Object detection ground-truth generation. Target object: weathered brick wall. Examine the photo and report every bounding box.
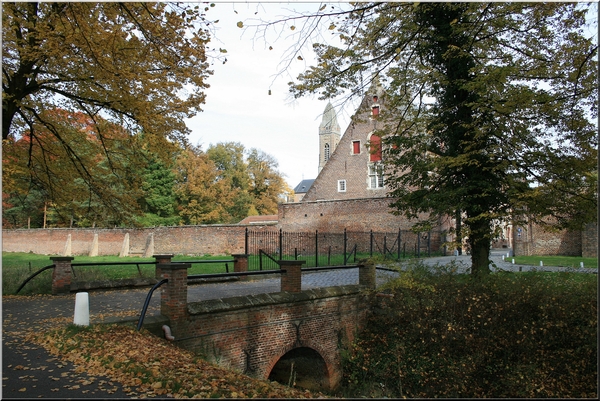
[279,198,445,253]
[582,222,598,257]
[171,287,369,390]
[1,225,274,256]
[513,221,583,256]
[281,197,417,232]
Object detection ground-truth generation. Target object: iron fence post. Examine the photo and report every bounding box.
[370,230,373,258]
[384,235,387,259]
[279,228,283,260]
[343,229,347,266]
[315,230,319,267]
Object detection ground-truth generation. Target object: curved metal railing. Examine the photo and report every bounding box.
[16,264,55,294]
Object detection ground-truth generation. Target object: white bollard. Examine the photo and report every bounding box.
[580,262,584,268]
[507,252,510,258]
[502,255,505,261]
[512,258,515,264]
[540,261,543,267]
[73,292,90,326]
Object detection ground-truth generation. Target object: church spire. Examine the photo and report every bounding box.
[319,102,340,133]
[318,102,341,173]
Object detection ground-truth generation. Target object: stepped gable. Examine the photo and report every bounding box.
[303,83,387,202]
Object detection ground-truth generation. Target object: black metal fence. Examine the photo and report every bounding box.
[245,228,433,271]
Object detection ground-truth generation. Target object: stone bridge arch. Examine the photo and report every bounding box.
[267,346,332,391]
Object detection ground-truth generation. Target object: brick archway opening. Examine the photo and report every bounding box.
[268,347,328,392]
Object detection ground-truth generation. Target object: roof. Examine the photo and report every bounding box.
[293,179,315,194]
[238,215,278,225]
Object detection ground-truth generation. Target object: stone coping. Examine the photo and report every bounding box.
[188,284,365,315]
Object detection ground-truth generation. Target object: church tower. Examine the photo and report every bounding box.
[318,102,341,173]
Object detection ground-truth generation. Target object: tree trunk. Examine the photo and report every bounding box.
[469,218,492,276]
[455,210,462,255]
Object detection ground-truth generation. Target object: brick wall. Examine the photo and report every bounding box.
[279,197,445,253]
[1,225,274,256]
[513,220,583,256]
[582,222,598,257]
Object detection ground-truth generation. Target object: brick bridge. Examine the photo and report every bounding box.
[49,255,377,390]
[152,257,376,391]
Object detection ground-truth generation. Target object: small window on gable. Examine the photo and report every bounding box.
[371,95,380,118]
[369,134,382,162]
[337,180,346,192]
[352,140,360,154]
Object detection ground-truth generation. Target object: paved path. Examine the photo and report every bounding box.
[3,250,595,398]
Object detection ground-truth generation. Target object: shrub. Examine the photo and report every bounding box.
[341,266,597,398]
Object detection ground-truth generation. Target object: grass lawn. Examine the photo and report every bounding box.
[2,252,235,295]
[512,255,597,268]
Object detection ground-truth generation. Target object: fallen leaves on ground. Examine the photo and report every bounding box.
[25,324,325,398]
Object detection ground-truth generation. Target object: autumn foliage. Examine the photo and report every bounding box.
[2,108,292,228]
[27,324,321,398]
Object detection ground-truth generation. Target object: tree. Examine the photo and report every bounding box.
[206,142,291,222]
[2,2,214,216]
[136,156,181,227]
[246,148,292,215]
[265,2,597,274]
[174,145,232,225]
[2,108,144,227]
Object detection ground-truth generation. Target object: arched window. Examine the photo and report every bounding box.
[324,143,330,161]
[369,135,382,162]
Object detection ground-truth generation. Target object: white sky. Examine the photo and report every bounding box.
[185,2,598,191]
[185,2,356,190]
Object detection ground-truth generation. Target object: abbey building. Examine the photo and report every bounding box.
[278,85,448,243]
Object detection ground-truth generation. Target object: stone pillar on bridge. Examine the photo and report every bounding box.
[50,256,74,295]
[232,254,248,281]
[159,263,191,322]
[359,260,377,289]
[278,260,306,293]
[153,254,174,281]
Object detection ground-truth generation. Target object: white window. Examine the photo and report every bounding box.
[368,163,384,189]
[337,180,346,192]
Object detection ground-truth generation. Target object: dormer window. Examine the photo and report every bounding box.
[371,95,380,118]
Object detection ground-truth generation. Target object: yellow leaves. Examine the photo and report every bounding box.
[236,21,243,28]
[26,324,323,398]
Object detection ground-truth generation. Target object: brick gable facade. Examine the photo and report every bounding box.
[303,89,388,202]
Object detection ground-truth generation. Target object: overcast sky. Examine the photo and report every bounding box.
[185,2,357,189]
[185,2,598,190]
